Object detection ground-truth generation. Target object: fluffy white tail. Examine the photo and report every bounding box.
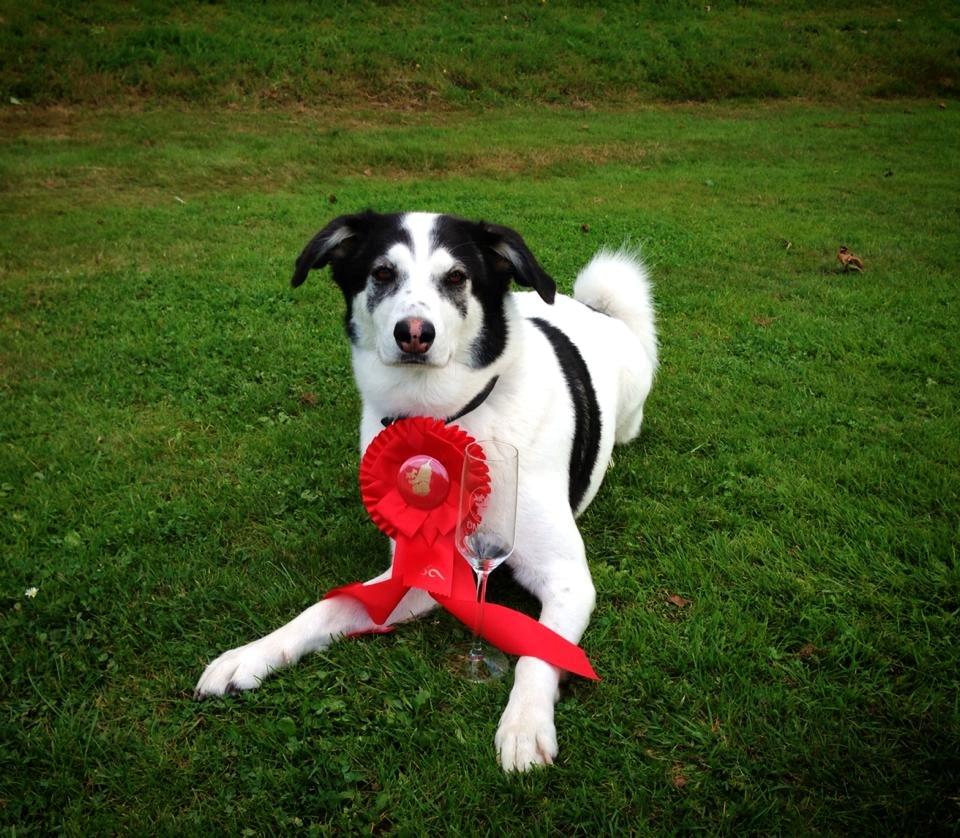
[573,248,658,371]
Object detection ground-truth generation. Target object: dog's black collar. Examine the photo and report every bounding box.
[380,375,500,428]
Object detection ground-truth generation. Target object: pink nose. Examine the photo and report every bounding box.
[394,318,435,354]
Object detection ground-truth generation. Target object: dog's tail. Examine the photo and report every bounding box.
[574,248,658,444]
[573,248,658,372]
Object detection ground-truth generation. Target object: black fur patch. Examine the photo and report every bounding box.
[432,215,512,368]
[292,212,412,342]
[529,317,602,512]
[365,265,402,315]
[437,276,469,318]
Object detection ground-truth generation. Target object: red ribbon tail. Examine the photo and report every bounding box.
[437,595,600,681]
[325,577,409,627]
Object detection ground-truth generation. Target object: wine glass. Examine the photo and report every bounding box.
[451,439,518,682]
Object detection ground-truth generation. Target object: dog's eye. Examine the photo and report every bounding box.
[372,266,396,284]
[445,269,467,286]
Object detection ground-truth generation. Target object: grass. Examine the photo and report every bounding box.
[1,98,958,833]
[2,0,960,830]
[2,1,959,107]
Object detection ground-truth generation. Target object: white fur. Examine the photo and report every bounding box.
[195,214,657,772]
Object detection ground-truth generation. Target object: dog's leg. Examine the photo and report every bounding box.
[494,510,596,772]
[194,567,437,698]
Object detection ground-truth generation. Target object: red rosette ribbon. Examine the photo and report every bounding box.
[359,417,486,599]
[325,417,598,680]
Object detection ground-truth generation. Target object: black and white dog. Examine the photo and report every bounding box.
[195,211,657,772]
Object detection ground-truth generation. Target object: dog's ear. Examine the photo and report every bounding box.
[475,221,556,304]
[291,212,375,287]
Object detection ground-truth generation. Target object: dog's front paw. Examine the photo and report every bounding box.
[193,639,285,699]
[495,699,558,772]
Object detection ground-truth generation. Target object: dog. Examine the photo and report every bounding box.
[195,211,658,772]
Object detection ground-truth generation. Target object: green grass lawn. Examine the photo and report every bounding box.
[3,0,958,106]
[1,97,957,833]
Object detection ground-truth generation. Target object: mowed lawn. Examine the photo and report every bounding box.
[1,101,958,832]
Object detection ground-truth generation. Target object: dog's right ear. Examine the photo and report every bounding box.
[291,212,373,287]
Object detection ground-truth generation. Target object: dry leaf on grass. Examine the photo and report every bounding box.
[671,764,689,789]
[837,246,864,272]
[796,643,824,659]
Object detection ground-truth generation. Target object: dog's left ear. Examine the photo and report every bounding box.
[475,222,556,304]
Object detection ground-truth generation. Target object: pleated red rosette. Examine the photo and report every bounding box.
[359,417,488,598]
[324,418,599,680]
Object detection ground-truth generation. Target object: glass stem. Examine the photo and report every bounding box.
[469,565,490,661]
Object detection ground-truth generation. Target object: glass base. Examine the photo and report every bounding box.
[450,642,510,683]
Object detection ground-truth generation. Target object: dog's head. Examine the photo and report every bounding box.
[291,211,555,369]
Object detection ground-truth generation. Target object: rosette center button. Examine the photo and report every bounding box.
[396,455,450,509]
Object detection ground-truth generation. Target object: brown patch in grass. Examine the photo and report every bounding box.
[342,142,653,181]
[2,104,658,205]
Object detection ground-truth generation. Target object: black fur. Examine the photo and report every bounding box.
[437,276,469,318]
[365,265,402,314]
[432,215,556,368]
[291,211,411,341]
[529,317,602,513]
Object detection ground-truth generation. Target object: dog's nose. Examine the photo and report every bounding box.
[394,318,435,355]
